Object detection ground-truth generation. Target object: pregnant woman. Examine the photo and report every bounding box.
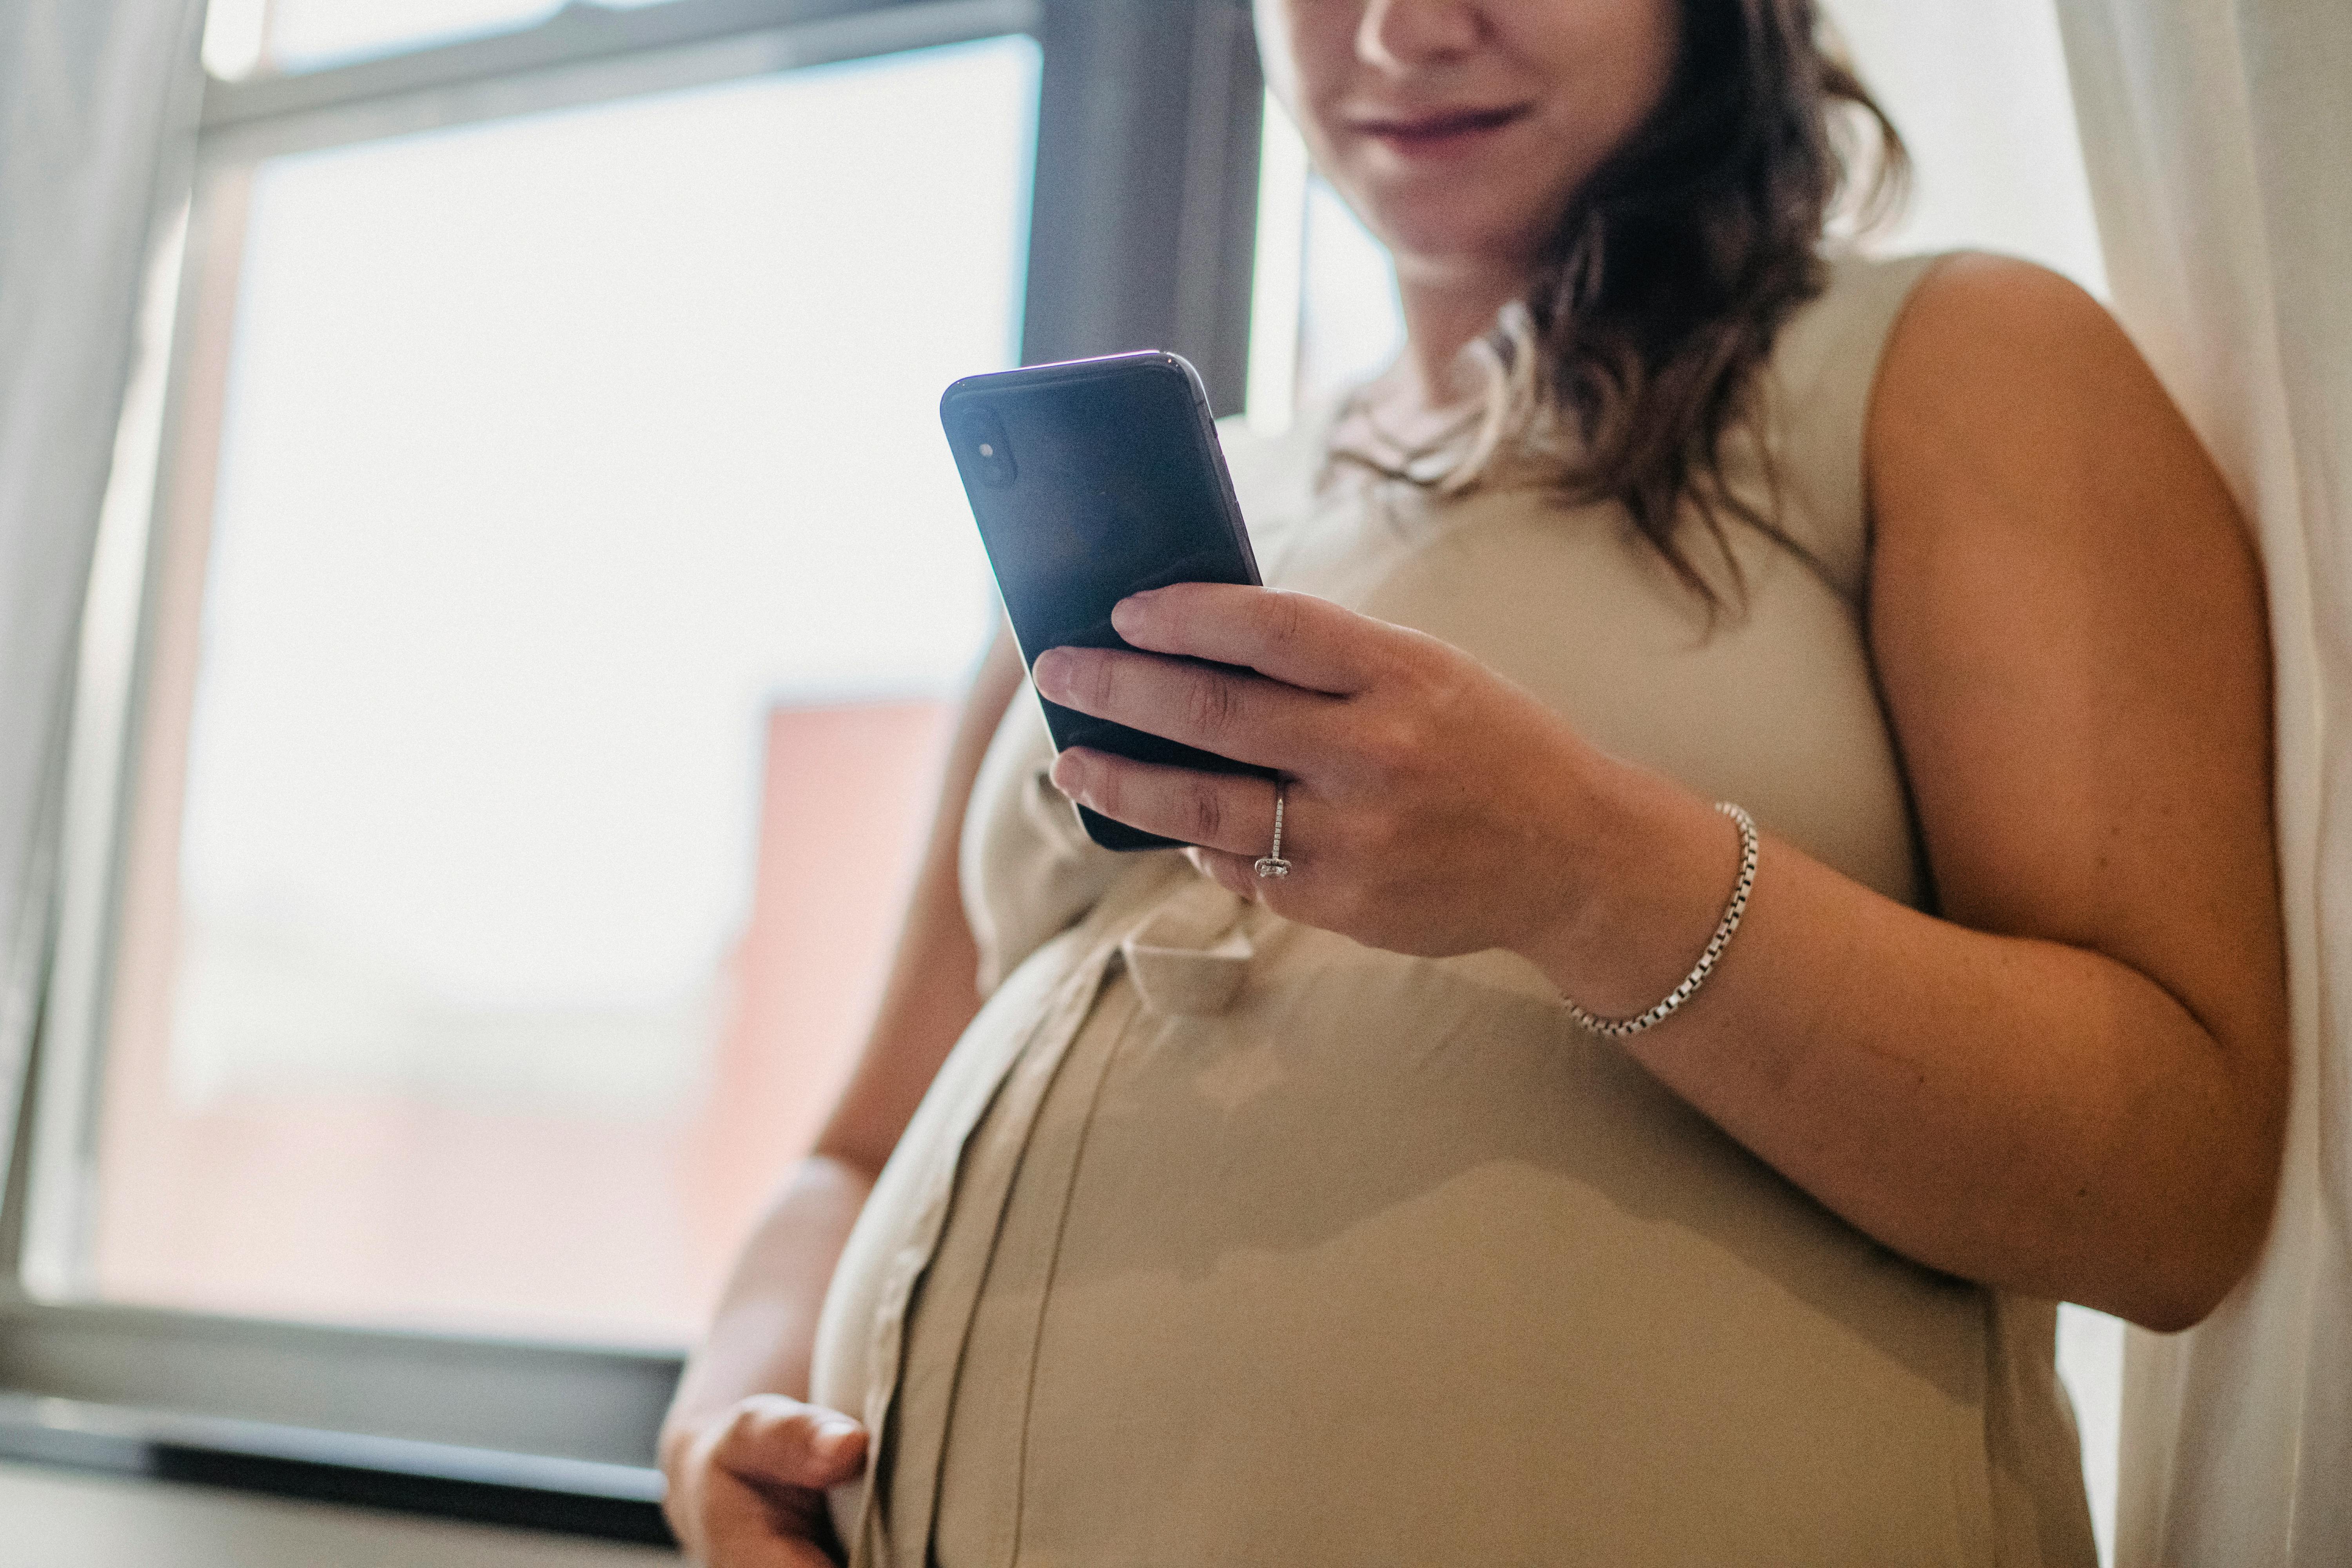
[662,0,2288,1563]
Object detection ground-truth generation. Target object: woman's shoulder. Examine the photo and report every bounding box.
[1877,250,2112,350]
[1755,250,2103,594]
[1783,248,2107,397]
[1866,250,2141,486]
[1866,250,2183,532]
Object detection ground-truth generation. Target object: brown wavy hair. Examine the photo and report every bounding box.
[1334,0,1909,608]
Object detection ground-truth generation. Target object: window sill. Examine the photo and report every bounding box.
[0,1393,672,1544]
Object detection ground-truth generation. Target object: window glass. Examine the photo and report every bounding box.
[1243,99,1402,433]
[1293,174,1404,416]
[89,35,1039,1343]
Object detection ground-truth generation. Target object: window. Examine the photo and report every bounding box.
[76,30,1035,1348]
[1244,91,1403,434]
[3,0,1264,1524]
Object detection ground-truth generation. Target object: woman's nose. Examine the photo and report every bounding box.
[1356,0,1487,71]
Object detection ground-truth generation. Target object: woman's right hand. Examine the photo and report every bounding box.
[661,1395,869,1567]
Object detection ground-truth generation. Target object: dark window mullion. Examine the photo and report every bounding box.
[1021,0,1262,414]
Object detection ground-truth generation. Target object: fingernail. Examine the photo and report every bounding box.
[1033,648,1071,700]
[1049,751,1086,798]
[814,1419,860,1452]
[1110,594,1150,632]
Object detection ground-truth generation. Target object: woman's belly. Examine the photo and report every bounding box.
[814,877,2076,1567]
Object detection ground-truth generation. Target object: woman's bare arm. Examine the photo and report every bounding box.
[1548,258,2290,1328]
[1579,255,2288,1330]
[660,628,1024,1557]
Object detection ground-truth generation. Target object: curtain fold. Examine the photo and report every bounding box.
[2053,2,2352,1563]
[0,0,206,1174]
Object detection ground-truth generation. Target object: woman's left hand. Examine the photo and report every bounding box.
[1032,582,1632,963]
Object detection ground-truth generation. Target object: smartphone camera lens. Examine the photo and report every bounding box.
[954,405,1017,489]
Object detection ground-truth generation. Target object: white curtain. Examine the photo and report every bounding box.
[2054,2,2352,1563]
[0,0,205,1171]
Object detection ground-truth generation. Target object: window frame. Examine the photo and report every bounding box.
[0,0,1263,1537]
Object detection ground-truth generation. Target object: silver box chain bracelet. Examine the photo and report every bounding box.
[1563,802,1758,1040]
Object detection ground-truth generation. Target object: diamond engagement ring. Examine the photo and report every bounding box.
[1254,782,1292,879]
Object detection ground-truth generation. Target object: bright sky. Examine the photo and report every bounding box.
[185,36,1036,1017]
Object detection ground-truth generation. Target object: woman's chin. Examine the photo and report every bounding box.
[1379,214,1547,291]
[1339,180,1555,289]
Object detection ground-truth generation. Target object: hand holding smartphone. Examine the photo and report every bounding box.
[941,350,1273,851]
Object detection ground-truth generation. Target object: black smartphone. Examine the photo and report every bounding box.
[941,350,1274,852]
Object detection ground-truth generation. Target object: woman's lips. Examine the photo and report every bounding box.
[1351,103,1532,157]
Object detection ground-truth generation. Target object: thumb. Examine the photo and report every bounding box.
[714,1395,869,1490]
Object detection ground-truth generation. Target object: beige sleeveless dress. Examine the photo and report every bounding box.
[810,253,2099,1567]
